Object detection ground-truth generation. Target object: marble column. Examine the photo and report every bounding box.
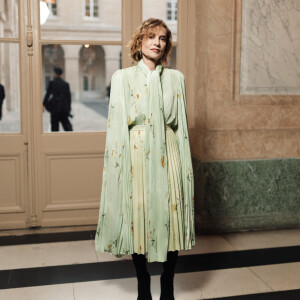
[62,45,81,102]
[102,45,122,86]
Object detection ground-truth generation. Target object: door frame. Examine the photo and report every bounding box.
[0,0,195,229]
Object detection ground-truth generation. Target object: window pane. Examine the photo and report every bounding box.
[94,7,99,17]
[143,0,177,42]
[85,7,90,17]
[0,43,20,133]
[0,0,19,38]
[44,0,57,16]
[40,0,121,41]
[42,44,122,132]
[51,3,57,16]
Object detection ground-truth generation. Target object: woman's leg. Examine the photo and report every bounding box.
[132,253,152,300]
[160,251,178,300]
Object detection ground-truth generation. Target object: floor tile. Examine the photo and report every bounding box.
[0,283,74,300]
[0,240,97,270]
[250,262,300,291]
[180,235,236,256]
[0,225,96,237]
[223,228,300,251]
[74,275,171,300]
[73,277,137,300]
[1,228,300,300]
[175,268,271,300]
[73,267,272,300]
[0,270,10,289]
[0,231,95,247]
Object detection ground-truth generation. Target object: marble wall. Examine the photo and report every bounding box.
[240,0,300,95]
[193,158,300,233]
[190,0,300,233]
[190,0,300,162]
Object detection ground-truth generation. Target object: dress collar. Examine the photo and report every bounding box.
[137,59,163,77]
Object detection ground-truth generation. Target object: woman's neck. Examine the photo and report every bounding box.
[142,56,160,71]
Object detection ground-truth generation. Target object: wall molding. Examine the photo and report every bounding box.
[233,0,300,106]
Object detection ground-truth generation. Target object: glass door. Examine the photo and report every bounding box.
[35,0,124,227]
[0,0,30,229]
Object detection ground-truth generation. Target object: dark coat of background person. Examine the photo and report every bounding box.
[43,74,73,132]
[0,83,5,121]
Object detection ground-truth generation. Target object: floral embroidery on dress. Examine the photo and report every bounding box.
[161,156,165,168]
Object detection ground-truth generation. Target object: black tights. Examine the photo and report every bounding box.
[132,251,178,300]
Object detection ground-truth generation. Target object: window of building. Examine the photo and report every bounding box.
[83,75,89,91]
[45,0,57,16]
[166,0,177,21]
[85,0,99,18]
[82,74,96,91]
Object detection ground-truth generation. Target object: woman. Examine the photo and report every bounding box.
[95,18,195,300]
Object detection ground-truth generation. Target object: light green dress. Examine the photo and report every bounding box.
[95,60,195,263]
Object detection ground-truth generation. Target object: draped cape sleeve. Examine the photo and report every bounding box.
[176,72,195,249]
[95,69,133,256]
[95,65,195,261]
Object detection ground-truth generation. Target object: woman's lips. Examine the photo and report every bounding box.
[151,49,160,53]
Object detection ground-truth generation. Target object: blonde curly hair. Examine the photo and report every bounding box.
[127,18,172,66]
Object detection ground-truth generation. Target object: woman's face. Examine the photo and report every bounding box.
[141,26,167,63]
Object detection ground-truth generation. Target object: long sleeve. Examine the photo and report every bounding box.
[95,70,133,255]
[176,72,195,249]
[43,81,52,106]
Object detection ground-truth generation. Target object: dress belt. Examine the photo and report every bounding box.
[130,124,173,131]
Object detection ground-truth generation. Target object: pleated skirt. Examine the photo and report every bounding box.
[129,125,184,254]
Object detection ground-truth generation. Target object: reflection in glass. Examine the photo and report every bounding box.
[40,1,51,25]
[167,1,177,21]
[40,0,122,41]
[42,44,122,132]
[45,0,57,16]
[0,0,19,38]
[143,0,178,42]
[85,0,99,18]
[168,46,176,69]
[0,43,20,133]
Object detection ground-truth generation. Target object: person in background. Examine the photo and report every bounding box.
[0,83,5,120]
[106,82,111,102]
[43,67,73,131]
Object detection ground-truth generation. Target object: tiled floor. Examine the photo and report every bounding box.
[0,227,300,300]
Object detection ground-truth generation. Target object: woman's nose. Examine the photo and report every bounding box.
[154,37,160,46]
